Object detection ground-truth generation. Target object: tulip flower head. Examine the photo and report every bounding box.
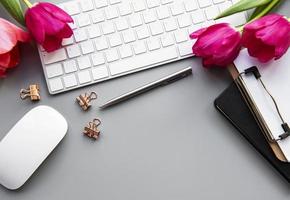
[0,18,30,77]
[190,23,242,68]
[242,14,290,63]
[23,1,74,52]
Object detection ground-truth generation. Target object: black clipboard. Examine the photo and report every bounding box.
[214,82,290,183]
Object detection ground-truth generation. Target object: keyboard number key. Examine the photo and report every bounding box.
[91,53,105,66]
[63,60,77,73]
[46,63,63,78]
[49,78,63,92]
[78,70,92,84]
[63,74,77,88]
[92,66,109,80]
[66,44,81,58]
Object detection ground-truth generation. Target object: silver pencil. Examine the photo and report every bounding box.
[99,66,193,109]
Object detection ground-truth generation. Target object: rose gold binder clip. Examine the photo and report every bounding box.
[20,84,40,101]
[76,92,97,111]
[83,118,101,140]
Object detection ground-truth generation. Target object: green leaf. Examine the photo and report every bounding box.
[249,0,281,21]
[0,0,25,26]
[215,0,272,19]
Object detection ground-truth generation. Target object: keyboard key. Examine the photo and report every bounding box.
[205,6,220,20]
[87,25,101,38]
[119,45,133,58]
[91,53,105,66]
[63,60,77,73]
[77,56,92,69]
[170,3,184,16]
[63,74,77,88]
[66,44,81,58]
[77,13,91,27]
[178,41,195,57]
[74,29,87,42]
[80,40,95,54]
[90,10,105,23]
[163,18,177,31]
[78,70,92,84]
[213,0,226,3]
[129,14,143,27]
[132,41,147,55]
[95,37,109,50]
[143,10,157,23]
[122,30,136,43]
[108,34,122,47]
[150,21,164,35]
[215,12,246,27]
[161,34,174,47]
[183,0,198,12]
[62,36,74,46]
[218,1,232,12]
[49,78,63,92]
[136,26,150,39]
[161,0,173,4]
[46,63,63,78]
[109,0,121,5]
[92,66,109,80]
[94,0,108,8]
[146,0,160,8]
[101,21,115,34]
[177,14,192,28]
[42,48,67,64]
[80,0,94,11]
[105,6,119,19]
[191,10,205,24]
[105,49,119,62]
[174,29,189,43]
[64,1,80,15]
[118,2,132,16]
[132,1,146,12]
[198,0,212,8]
[109,46,178,75]
[156,7,170,19]
[115,18,129,31]
[147,38,161,51]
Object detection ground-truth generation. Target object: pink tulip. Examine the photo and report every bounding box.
[242,14,290,63]
[0,18,30,77]
[25,2,73,52]
[190,23,242,68]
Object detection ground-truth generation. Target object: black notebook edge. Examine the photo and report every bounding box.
[214,82,290,183]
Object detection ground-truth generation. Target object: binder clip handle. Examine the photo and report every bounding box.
[278,123,290,140]
[244,66,261,79]
[20,89,30,99]
[88,92,97,101]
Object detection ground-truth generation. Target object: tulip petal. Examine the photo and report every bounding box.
[42,35,63,52]
[0,52,11,67]
[39,2,73,23]
[32,6,66,36]
[245,14,282,30]
[25,8,45,43]
[56,24,73,39]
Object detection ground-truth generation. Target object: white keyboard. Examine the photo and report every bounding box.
[38,0,247,94]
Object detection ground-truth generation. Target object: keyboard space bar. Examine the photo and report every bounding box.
[109,46,178,76]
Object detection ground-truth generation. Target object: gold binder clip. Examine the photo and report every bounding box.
[76,92,97,111]
[83,118,101,140]
[20,84,40,101]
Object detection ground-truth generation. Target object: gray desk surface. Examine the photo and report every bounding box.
[1,1,290,199]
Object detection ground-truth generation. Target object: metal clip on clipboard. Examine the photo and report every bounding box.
[239,66,290,142]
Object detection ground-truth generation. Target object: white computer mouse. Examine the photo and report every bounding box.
[0,105,68,190]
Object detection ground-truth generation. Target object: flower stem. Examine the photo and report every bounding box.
[22,0,33,8]
[248,0,280,23]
